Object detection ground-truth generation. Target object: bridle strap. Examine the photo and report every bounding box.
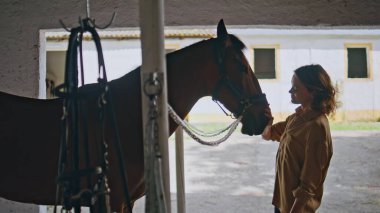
[211,39,268,118]
[53,19,133,213]
[211,75,226,102]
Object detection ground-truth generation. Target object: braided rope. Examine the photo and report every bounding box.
[168,104,242,146]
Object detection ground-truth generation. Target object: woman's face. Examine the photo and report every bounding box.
[289,74,313,107]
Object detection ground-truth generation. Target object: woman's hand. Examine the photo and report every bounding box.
[261,108,274,141]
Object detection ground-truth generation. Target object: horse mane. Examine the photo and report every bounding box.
[229,34,246,51]
[166,33,246,57]
[115,33,247,86]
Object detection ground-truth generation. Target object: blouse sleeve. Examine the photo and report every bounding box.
[269,116,290,142]
[292,120,333,199]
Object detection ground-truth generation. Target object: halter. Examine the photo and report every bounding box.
[168,39,268,146]
[211,40,268,119]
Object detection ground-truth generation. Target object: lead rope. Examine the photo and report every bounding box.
[143,73,167,213]
[168,104,242,146]
[168,105,238,137]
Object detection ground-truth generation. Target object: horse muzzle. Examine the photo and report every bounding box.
[240,105,270,136]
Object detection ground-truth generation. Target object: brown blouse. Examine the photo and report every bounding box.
[270,107,333,213]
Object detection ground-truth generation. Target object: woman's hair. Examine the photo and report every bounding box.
[294,64,337,115]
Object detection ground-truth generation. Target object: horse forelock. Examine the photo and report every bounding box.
[228,34,246,51]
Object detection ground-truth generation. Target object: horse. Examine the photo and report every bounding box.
[0,20,269,212]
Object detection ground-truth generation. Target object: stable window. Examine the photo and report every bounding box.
[347,48,368,78]
[345,44,372,79]
[253,48,276,79]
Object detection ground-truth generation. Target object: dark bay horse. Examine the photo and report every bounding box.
[0,20,269,212]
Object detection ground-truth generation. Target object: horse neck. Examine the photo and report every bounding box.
[166,40,218,122]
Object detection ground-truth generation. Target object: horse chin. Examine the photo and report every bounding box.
[241,121,256,136]
[241,125,254,136]
[241,114,268,136]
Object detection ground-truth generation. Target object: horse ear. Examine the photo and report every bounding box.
[217,19,228,41]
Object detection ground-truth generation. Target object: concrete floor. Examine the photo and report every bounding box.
[1,130,380,213]
[134,130,380,213]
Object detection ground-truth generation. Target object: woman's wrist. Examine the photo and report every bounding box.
[261,124,272,140]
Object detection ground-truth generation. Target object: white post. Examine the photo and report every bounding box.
[139,0,171,212]
[175,127,186,213]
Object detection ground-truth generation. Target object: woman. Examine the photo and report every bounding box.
[262,64,337,213]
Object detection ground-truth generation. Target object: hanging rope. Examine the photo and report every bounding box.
[168,104,242,146]
[143,72,168,213]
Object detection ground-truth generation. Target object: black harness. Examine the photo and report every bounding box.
[211,40,268,118]
[54,18,133,213]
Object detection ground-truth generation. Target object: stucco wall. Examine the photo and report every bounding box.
[0,0,138,97]
[242,30,380,121]
[1,0,380,97]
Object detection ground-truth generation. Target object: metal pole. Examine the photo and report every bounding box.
[139,0,171,212]
[85,0,90,18]
[175,126,186,213]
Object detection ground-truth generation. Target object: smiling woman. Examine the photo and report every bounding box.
[261,64,337,213]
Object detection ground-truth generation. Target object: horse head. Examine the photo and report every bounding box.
[210,19,270,136]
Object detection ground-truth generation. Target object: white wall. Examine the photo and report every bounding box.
[237,28,380,120]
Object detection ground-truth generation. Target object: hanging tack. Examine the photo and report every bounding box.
[59,0,116,31]
[86,0,91,18]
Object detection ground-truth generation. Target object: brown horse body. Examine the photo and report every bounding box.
[0,21,268,212]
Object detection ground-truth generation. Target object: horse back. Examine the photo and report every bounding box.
[0,91,63,203]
